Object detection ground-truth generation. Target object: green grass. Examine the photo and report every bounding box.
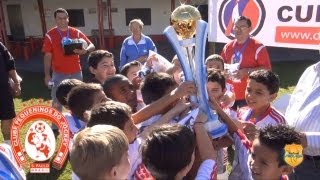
[0,60,315,179]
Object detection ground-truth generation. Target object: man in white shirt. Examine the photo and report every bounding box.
[285,61,320,179]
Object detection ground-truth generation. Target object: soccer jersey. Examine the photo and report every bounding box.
[195,159,218,180]
[0,144,26,180]
[128,138,143,179]
[64,112,86,137]
[229,130,253,180]
[238,106,286,129]
[221,37,271,100]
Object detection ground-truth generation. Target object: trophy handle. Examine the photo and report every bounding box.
[194,20,228,139]
[164,26,198,103]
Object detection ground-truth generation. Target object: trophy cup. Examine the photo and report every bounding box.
[164,5,227,138]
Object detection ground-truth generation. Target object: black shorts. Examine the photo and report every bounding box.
[0,85,15,120]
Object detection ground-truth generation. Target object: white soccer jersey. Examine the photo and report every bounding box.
[238,106,286,129]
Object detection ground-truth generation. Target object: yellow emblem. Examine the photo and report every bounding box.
[284,144,304,167]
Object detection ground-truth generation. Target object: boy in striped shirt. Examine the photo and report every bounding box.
[238,69,286,131]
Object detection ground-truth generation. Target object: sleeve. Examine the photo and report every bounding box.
[78,30,92,45]
[147,37,157,53]
[220,45,227,63]
[305,132,320,154]
[42,33,53,53]
[0,42,16,71]
[119,40,128,70]
[256,46,271,70]
[195,159,217,180]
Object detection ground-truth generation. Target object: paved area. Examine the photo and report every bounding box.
[14,41,319,73]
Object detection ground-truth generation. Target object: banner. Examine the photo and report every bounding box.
[208,0,320,50]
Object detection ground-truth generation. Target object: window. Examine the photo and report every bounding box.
[125,8,151,26]
[67,9,85,27]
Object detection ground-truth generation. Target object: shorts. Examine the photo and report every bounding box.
[0,85,15,120]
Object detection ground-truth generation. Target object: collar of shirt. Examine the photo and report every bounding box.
[128,34,146,45]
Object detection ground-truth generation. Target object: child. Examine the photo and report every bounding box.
[70,125,130,180]
[238,69,286,131]
[55,79,83,108]
[67,83,108,136]
[120,60,142,83]
[103,74,141,112]
[206,54,235,107]
[205,54,225,71]
[138,72,178,130]
[212,100,300,180]
[120,61,144,106]
[206,70,236,174]
[87,50,116,84]
[138,112,218,179]
[87,101,139,179]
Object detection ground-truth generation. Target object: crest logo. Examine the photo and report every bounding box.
[11,105,70,173]
[283,144,304,167]
[218,0,266,39]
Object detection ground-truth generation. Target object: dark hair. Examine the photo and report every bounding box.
[87,101,132,130]
[258,124,301,167]
[205,54,224,70]
[120,61,141,77]
[67,83,103,120]
[56,79,83,106]
[140,72,176,105]
[249,69,280,94]
[235,16,252,27]
[141,124,195,179]
[102,74,128,98]
[54,8,68,18]
[207,70,226,90]
[88,50,114,69]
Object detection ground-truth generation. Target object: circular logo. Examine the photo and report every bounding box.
[11,105,70,170]
[218,0,266,39]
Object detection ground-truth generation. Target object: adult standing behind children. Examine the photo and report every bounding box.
[119,19,157,70]
[285,61,320,179]
[42,8,95,111]
[221,16,271,110]
[0,42,22,144]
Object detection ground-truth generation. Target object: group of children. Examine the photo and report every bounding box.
[52,49,302,180]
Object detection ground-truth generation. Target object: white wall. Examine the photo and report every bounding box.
[3,0,175,37]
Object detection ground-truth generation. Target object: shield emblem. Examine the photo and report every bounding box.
[284,144,304,167]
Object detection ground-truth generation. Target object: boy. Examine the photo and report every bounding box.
[55,78,83,108]
[87,100,192,179]
[103,74,141,112]
[206,54,235,107]
[67,83,108,136]
[70,125,130,180]
[212,100,301,180]
[205,54,225,71]
[239,69,286,130]
[87,50,116,84]
[138,112,218,179]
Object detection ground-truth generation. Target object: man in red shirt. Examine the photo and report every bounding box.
[221,16,271,110]
[42,8,95,112]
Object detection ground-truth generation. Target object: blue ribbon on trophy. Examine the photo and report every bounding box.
[164,4,227,138]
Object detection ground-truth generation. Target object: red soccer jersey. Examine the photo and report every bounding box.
[221,37,271,100]
[42,26,92,74]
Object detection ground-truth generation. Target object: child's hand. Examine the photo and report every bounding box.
[132,76,142,90]
[240,121,257,141]
[172,100,194,116]
[145,54,157,68]
[220,92,235,107]
[172,81,196,98]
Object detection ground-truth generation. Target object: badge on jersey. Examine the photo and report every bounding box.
[283,144,303,167]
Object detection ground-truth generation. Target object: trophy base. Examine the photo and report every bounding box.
[204,120,228,139]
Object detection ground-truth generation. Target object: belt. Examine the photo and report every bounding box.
[304,155,320,161]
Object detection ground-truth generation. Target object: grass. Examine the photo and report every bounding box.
[0,60,315,179]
